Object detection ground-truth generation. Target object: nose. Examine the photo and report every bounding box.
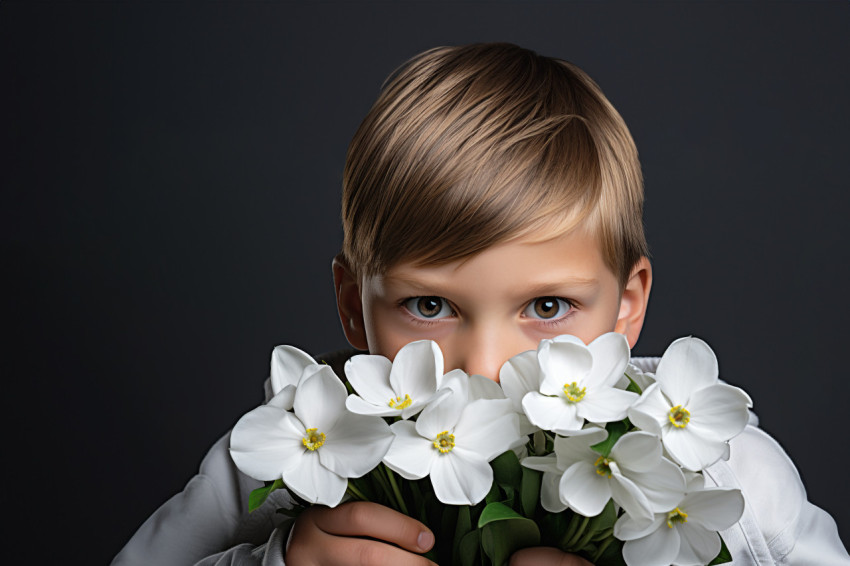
[442,325,527,383]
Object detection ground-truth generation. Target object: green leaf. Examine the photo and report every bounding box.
[708,536,733,565]
[478,502,524,527]
[458,529,480,566]
[248,478,283,512]
[520,467,541,518]
[491,450,522,491]
[484,481,502,505]
[590,420,629,457]
[624,373,643,395]
[453,505,474,566]
[539,510,571,548]
[478,503,541,566]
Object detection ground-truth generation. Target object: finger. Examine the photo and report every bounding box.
[509,546,594,566]
[323,536,438,566]
[311,501,435,554]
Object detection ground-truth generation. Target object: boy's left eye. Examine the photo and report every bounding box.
[404,296,454,320]
[524,297,572,320]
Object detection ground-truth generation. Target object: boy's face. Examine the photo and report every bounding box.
[333,228,651,382]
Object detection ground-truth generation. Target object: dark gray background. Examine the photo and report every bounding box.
[4,2,848,562]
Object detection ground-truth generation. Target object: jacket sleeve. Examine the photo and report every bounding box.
[112,431,294,566]
[705,425,850,565]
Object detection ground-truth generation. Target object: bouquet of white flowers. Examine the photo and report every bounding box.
[229,334,751,566]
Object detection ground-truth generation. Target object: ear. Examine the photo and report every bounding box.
[614,257,652,349]
[332,254,369,350]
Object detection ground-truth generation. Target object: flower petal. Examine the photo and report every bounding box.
[522,392,583,435]
[454,399,521,460]
[586,332,631,388]
[610,432,662,473]
[499,350,541,412]
[577,387,638,424]
[416,373,466,439]
[468,374,506,401]
[383,420,435,480]
[521,454,561,474]
[229,406,306,481]
[345,394,398,417]
[540,471,568,513]
[626,458,687,513]
[282,449,348,506]
[294,365,347,432]
[270,345,316,394]
[686,383,752,442]
[267,385,296,411]
[558,461,611,516]
[676,523,721,565]
[430,449,493,505]
[628,383,670,436]
[663,428,728,471]
[538,340,593,395]
[553,429,607,469]
[622,523,680,566]
[320,412,393,478]
[610,470,654,524]
[655,337,718,404]
[344,355,394,404]
[614,513,666,541]
[391,340,443,400]
[681,487,745,531]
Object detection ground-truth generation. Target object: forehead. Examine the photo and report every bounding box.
[375,227,619,302]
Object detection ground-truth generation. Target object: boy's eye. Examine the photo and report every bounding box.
[404,296,453,319]
[524,297,572,320]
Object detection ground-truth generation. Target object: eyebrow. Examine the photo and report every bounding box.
[384,275,600,296]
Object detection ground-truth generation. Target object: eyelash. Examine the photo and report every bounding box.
[398,296,578,326]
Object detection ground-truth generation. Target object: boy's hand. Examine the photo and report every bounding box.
[509,547,594,566]
[285,501,437,566]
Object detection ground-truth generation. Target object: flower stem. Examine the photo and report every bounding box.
[382,464,409,516]
[370,466,395,509]
[561,514,590,551]
[346,481,368,501]
[591,534,616,563]
[573,521,599,551]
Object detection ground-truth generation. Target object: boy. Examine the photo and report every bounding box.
[113,43,849,565]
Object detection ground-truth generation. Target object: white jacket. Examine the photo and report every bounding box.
[112,357,850,565]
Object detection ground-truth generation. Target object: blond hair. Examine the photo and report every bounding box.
[341,43,647,288]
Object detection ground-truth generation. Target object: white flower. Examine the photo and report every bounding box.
[616,362,657,393]
[230,364,394,507]
[522,333,638,434]
[382,371,523,505]
[345,340,443,419]
[268,345,320,410]
[499,350,542,436]
[628,337,753,471]
[522,429,686,524]
[615,475,745,566]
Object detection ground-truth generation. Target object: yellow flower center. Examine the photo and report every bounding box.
[302,428,326,451]
[433,430,456,454]
[594,455,613,478]
[668,405,691,428]
[666,507,689,528]
[388,394,413,410]
[562,381,586,403]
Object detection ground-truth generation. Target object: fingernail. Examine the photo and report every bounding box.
[418,530,435,551]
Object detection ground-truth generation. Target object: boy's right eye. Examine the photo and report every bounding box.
[404,296,453,320]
